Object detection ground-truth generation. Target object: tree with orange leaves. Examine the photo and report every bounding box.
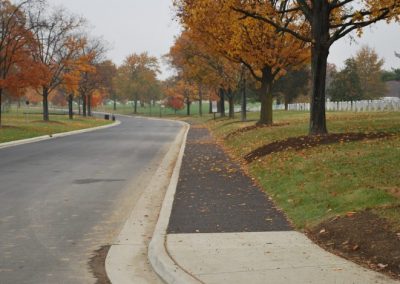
[62,44,97,119]
[0,0,44,126]
[162,79,185,114]
[174,0,310,125]
[76,37,107,117]
[166,30,242,118]
[28,6,85,121]
[232,0,400,134]
[117,52,160,114]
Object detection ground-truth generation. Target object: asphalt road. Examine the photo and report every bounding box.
[0,115,182,284]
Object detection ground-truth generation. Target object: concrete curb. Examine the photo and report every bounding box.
[148,122,203,284]
[0,120,120,150]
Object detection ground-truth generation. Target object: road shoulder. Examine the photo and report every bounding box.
[106,121,195,283]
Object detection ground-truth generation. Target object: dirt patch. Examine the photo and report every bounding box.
[225,123,289,139]
[245,132,395,163]
[88,246,111,284]
[308,211,400,280]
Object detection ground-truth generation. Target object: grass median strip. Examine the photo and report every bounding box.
[0,112,112,143]
[194,110,400,279]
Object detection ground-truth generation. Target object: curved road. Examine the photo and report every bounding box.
[0,116,182,283]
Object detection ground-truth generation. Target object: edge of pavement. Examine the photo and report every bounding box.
[0,120,121,150]
[105,118,201,283]
[147,121,203,284]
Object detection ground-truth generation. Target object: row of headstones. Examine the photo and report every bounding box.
[287,100,400,112]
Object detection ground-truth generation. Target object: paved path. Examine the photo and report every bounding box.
[168,125,290,234]
[164,125,398,284]
[0,115,181,284]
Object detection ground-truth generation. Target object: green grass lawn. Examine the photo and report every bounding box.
[201,111,400,230]
[0,110,112,143]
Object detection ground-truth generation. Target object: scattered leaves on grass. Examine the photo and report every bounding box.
[244,132,395,163]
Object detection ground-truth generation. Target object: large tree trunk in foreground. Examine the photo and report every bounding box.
[42,87,50,121]
[68,94,74,120]
[309,2,329,135]
[209,100,212,114]
[134,99,138,114]
[258,67,273,125]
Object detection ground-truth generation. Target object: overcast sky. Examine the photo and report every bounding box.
[48,0,400,79]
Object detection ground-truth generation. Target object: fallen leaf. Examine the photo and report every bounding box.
[377,263,388,269]
[346,212,357,217]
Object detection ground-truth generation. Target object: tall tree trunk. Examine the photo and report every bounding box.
[88,95,92,117]
[227,88,234,118]
[241,74,247,122]
[309,2,329,135]
[219,88,225,117]
[113,96,117,111]
[285,100,289,111]
[228,96,234,118]
[82,94,87,117]
[198,84,203,117]
[149,101,152,116]
[68,94,74,120]
[134,99,138,114]
[78,96,81,115]
[0,88,3,127]
[209,100,213,114]
[258,67,273,125]
[42,87,49,121]
[186,101,191,116]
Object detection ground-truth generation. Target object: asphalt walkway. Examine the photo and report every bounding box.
[163,125,398,284]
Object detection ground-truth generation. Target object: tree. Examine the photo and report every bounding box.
[76,37,107,117]
[62,47,96,119]
[166,30,241,118]
[117,52,160,114]
[328,58,364,102]
[233,0,400,134]
[354,46,386,99]
[0,0,43,126]
[273,67,310,110]
[164,80,185,113]
[28,6,84,121]
[382,69,400,82]
[174,0,310,125]
[96,60,117,110]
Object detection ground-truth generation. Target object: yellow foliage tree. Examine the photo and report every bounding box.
[174,0,310,125]
[232,0,400,134]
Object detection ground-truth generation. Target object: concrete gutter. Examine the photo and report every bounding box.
[148,122,203,284]
[0,120,120,150]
